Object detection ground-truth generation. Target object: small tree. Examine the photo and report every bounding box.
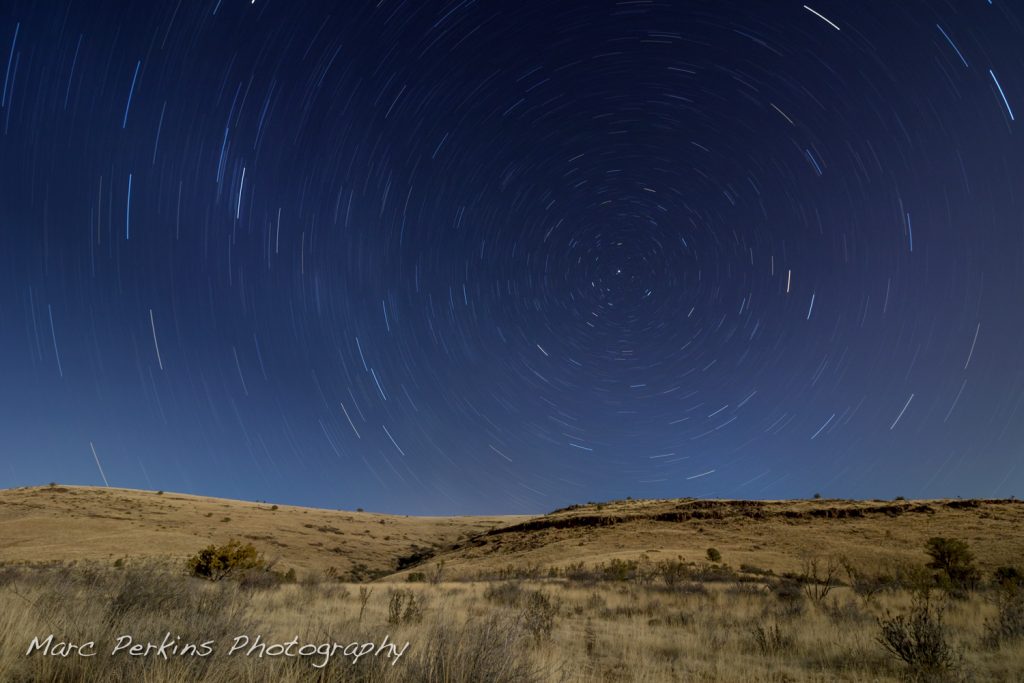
[186,540,265,581]
[925,537,979,592]
[801,555,840,605]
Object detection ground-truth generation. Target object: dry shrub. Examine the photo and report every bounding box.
[387,588,426,625]
[984,584,1024,648]
[800,555,840,605]
[841,556,895,605]
[770,578,806,618]
[877,597,961,682]
[521,590,559,645]
[657,558,689,589]
[584,591,607,612]
[751,621,794,657]
[484,581,524,607]
[824,596,870,626]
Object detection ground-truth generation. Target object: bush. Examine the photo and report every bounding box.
[877,597,960,681]
[521,590,558,645]
[484,581,524,607]
[800,555,840,605]
[601,558,639,581]
[771,578,806,617]
[841,557,894,604]
[824,597,870,625]
[657,559,689,589]
[691,563,737,582]
[429,560,446,584]
[994,565,1024,589]
[893,561,937,598]
[752,622,794,657]
[984,583,1024,647]
[706,548,722,563]
[387,589,425,625]
[186,540,265,582]
[925,537,980,592]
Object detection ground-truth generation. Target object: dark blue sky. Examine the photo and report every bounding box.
[1,1,1022,514]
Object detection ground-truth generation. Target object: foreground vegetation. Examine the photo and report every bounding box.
[1,537,1022,682]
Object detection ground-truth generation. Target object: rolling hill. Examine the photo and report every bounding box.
[1,485,1021,581]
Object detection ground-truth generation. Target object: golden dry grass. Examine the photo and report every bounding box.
[2,562,1023,682]
[2,485,1023,681]
[3,486,1022,583]
[0,485,527,579]
[393,496,1024,582]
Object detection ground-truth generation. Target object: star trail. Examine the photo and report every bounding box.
[1,1,1023,514]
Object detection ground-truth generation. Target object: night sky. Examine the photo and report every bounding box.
[1,1,1022,514]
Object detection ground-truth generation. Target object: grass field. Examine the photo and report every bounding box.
[1,485,1023,682]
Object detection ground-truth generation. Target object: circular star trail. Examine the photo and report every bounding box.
[1,1,1022,513]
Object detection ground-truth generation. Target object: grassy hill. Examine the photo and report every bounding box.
[3,485,1024,682]
[2,485,1021,581]
[0,485,526,579]
[403,496,1024,580]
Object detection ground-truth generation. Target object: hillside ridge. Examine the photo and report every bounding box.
[2,485,1021,581]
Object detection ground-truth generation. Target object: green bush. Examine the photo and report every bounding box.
[706,548,722,563]
[994,565,1024,589]
[186,540,265,582]
[925,537,980,592]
